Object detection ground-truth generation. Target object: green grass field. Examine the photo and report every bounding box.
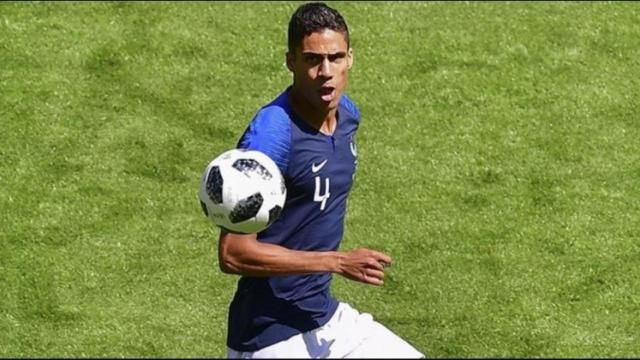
[2,1,640,357]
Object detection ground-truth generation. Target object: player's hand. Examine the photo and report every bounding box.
[337,248,392,286]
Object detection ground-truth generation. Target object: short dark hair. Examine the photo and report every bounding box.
[287,2,350,53]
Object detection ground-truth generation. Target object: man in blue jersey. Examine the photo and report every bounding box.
[220,2,424,358]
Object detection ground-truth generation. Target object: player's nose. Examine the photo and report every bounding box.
[318,58,333,78]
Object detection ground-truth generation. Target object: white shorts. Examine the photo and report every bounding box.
[227,302,425,358]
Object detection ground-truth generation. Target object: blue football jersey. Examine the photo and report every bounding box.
[228,88,360,351]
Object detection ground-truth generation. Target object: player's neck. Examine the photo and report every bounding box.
[288,90,337,136]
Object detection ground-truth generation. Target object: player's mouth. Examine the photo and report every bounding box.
[319,86,336,102]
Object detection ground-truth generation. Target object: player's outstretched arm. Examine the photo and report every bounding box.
[218,230,339,276]
[218,231,392,286]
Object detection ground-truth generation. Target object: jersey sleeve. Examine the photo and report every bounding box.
[236,106,291,175]
[339,94,361,123]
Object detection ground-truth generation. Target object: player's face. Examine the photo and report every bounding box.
[287,29,353,112]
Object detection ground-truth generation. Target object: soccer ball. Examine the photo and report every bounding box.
[198,149,286,234]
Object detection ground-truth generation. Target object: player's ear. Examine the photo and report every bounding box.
[286,51,295,72]
[347,47,353,70]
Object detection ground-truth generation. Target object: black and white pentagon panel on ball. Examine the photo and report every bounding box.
[198,148,286,234]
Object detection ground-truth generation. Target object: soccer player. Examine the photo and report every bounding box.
[219,2,424,358]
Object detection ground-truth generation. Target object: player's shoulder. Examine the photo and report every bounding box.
[339,94,361,122]
[237,91,292,173]
[252,91,292,131]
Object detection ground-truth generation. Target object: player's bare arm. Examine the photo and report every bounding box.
[219,231,391,286]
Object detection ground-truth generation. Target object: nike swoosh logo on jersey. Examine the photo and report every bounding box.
[311,159,328,173]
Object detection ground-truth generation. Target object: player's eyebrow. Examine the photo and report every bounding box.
[301,51,347,57]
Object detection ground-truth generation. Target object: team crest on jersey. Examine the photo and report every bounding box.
[350,136,358,158]
[349,136,358,181]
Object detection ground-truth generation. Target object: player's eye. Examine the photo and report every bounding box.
[304,54,323,65]
[328,53,346,63]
